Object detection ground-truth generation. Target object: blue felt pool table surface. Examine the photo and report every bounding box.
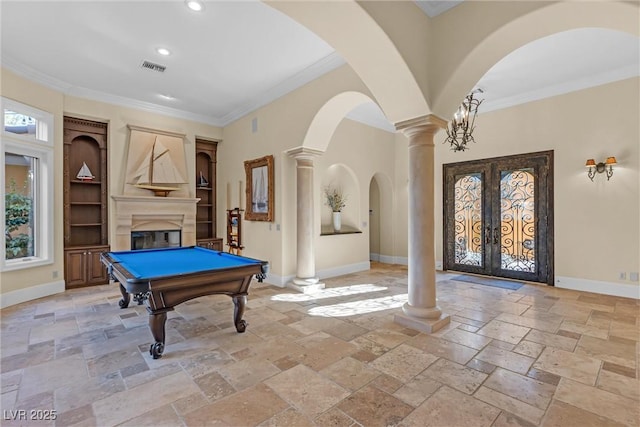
[105,246,264,279]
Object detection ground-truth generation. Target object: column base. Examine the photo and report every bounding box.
[394,312,450,334]
[287,277,325,294]
[401,302,443,319]
[394,304,450,334]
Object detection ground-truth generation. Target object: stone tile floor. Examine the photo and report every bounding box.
[1,263,638,426]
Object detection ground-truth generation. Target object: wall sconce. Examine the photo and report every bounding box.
[585,157,617,181]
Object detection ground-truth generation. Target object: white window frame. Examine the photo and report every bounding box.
[1,97,54,271]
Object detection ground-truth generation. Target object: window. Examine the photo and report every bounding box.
[1,97,54,271]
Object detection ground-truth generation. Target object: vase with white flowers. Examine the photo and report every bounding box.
[324,185,346,231]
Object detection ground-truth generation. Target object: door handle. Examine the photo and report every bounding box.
[493,227,499,245]
[485,226,491,244]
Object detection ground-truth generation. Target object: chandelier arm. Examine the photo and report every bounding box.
[445,91,484,152]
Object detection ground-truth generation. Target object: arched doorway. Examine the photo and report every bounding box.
[369,177,380,261]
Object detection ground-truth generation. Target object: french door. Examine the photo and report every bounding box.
[443,151,554,285]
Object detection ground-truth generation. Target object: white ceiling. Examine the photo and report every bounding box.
[1,1,638,134]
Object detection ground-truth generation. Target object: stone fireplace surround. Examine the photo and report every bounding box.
[112,195,199,251]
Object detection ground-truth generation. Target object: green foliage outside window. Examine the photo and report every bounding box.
[5,178,33,259]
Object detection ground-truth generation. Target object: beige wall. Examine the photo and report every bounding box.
[1,69,65,295]
[218,64,394,281]
[430,78,640,291]
[314,118,395,274]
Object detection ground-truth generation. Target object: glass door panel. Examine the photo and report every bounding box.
[454,173,484,267]
[444,166,491,276]
[499,168,536,273]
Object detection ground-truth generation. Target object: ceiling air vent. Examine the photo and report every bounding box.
[141,60,166,73]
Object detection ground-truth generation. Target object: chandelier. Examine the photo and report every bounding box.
[444,88,484,152]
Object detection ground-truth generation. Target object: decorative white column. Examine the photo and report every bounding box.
[394,115,451,333]
[286,147,325,293]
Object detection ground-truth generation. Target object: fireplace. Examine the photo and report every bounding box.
[131,230,181,250]
[112,195,199,251]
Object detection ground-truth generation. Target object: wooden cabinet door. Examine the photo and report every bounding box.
[210,238,223,251]
[64,249,87,288]
[87,247,109,285]
[64,246,110,288]
[196,238,223,251]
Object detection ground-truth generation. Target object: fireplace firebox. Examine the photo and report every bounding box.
[131,230,181,250]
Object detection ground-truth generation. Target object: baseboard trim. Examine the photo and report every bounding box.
[555,276,640,299]
[379,254,396,264]
[0,280,66,309]
[397,256,409,266]
[373,255,408,266]
[266,261,371,288]
[317,261,371,279]
[263,273,289,288]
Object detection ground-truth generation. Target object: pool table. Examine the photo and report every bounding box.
[100,246,268,359]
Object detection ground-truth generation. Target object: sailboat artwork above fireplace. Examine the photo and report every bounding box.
[131,136,186,196]
[124,125,189,197]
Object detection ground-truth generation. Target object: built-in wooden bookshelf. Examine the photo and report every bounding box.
[195,139,223,251]
[63,117,109,288]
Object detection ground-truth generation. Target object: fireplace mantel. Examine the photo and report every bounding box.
[112,195,200,251]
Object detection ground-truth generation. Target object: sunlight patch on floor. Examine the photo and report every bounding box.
[307,293,408,317]
[270,284,387,302]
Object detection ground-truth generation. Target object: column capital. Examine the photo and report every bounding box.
[285,146,325,161]
[395,114,448,139]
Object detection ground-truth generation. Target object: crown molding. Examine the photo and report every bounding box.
[2,52,345,129]
[2,54,223,127]
[2,55,73,93]
[218,52,346,126]
[481,64,640,113]
[67,86,222,126]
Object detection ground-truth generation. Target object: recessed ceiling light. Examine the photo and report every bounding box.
[185,1,203,12]
[156,47,171,56]
[159,94,175,100]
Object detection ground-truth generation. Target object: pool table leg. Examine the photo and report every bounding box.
[118,283,131,309]
[232,295,248,333]
[148,310,168,359]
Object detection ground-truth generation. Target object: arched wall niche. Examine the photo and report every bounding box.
[320,163,359,231]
